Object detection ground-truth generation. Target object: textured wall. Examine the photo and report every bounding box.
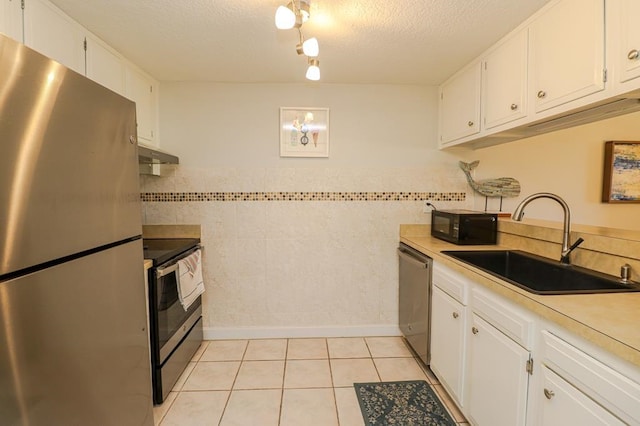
[469,111,640,230]
[141,82,471,338]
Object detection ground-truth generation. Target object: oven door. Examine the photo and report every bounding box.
[149,251,202,366]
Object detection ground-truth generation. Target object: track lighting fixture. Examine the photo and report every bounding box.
[297,37,319,57]
[305,58,320,81]
[275,0,321,81]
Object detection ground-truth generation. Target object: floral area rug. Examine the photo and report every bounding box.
[354,380,456,426]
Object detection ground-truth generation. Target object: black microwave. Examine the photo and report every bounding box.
[431,210,497,245]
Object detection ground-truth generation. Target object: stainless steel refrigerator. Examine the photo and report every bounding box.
[0,34,153,425]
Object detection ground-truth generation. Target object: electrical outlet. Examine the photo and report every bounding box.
[423,201,434,213]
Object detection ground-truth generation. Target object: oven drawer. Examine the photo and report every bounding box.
[154,316,203,404]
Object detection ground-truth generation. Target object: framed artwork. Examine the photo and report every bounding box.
[280,107,330,157]
[602,141,640,203]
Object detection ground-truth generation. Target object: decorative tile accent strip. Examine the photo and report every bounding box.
[140,192,466,202]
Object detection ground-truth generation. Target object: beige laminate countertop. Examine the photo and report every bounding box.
[401,234,640,369]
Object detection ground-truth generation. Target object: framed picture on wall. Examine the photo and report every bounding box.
[280,107,330,157]
[602,141,640,203]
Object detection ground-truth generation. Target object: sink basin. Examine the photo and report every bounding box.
[441,250,640,295]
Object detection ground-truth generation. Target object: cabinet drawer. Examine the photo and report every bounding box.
[471,287,534,350]
[539,365,625,425]
[541,331,640,424]
[433,262,469,304]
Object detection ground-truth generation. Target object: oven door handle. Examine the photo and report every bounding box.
[156,263,179,278]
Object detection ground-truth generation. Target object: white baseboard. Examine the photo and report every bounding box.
[203,324,402,340]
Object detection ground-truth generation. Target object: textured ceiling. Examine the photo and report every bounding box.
[49,0,551,85]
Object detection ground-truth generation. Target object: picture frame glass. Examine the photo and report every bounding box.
[602,141,640,203]
[280,107,329,157]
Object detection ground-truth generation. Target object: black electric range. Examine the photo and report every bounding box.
[143,238,201,266]
[143,236,203,405]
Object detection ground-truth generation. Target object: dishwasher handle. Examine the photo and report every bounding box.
[398,246,431,269]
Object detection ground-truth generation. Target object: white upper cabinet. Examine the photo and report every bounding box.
[19,0,159,145]
[436,0,640,149]
[85,34,125,96]
[528,0,605,113]
[23,0,85,74]
[482,29,528,129]
[439,62,482,145]
[616,0,640,85]
[0,0,23,42]
[125,65,157,144]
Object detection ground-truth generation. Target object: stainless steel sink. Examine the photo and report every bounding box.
[441,250,640,295]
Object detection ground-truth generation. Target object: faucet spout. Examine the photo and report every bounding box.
[511,192,580,264]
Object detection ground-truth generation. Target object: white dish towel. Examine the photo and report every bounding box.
[176,249,205,311]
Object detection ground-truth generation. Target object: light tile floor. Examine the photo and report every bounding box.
[153,336,469,426]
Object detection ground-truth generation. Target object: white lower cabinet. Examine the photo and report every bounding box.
[431,260,640,426]
[537,365,625,425]
[466,314,530,426]
[536,330,640,425]
[431,285,466,406]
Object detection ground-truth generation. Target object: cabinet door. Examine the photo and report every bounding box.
[529,0,604,113]
[618,0,640,83]
[537,366,625,426]
[125,66,157,143]
[0,0,23,42]
[483,29,528,129]
[430,286,466,407]
[439,62,481,144]
[86,34,125,96]
[23,0,85,74]
[467,314,530,426]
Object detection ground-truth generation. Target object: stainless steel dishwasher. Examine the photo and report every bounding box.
[398,242,432,365]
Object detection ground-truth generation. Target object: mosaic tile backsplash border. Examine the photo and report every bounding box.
[141,192,466,202]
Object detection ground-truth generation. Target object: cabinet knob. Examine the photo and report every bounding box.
[472,326,479,335]
[510,103,518,111]
[629,49,639,60]
[467,121,474,127]
[452,312,459,319]
[544,388,555,400]
[537,90,547,99]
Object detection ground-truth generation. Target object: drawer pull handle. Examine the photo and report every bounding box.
[628,49,639,60]
[537,90,547,99]
[544,388,555,400]
[452,312,459,319]
[472,327,479,335]
[510,103,518,110]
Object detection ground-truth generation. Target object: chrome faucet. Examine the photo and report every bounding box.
[512,192,584,264]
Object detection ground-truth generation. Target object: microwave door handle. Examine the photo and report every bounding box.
[156,263,179,278]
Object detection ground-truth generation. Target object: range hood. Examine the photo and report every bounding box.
[138,144,179,176]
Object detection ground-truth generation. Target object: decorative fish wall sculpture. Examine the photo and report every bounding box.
[459,161,521,198]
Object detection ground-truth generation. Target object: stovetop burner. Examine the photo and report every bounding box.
[143,238,200,266]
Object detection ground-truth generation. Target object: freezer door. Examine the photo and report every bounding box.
[0,240,153,425]
[0,34,141,276]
